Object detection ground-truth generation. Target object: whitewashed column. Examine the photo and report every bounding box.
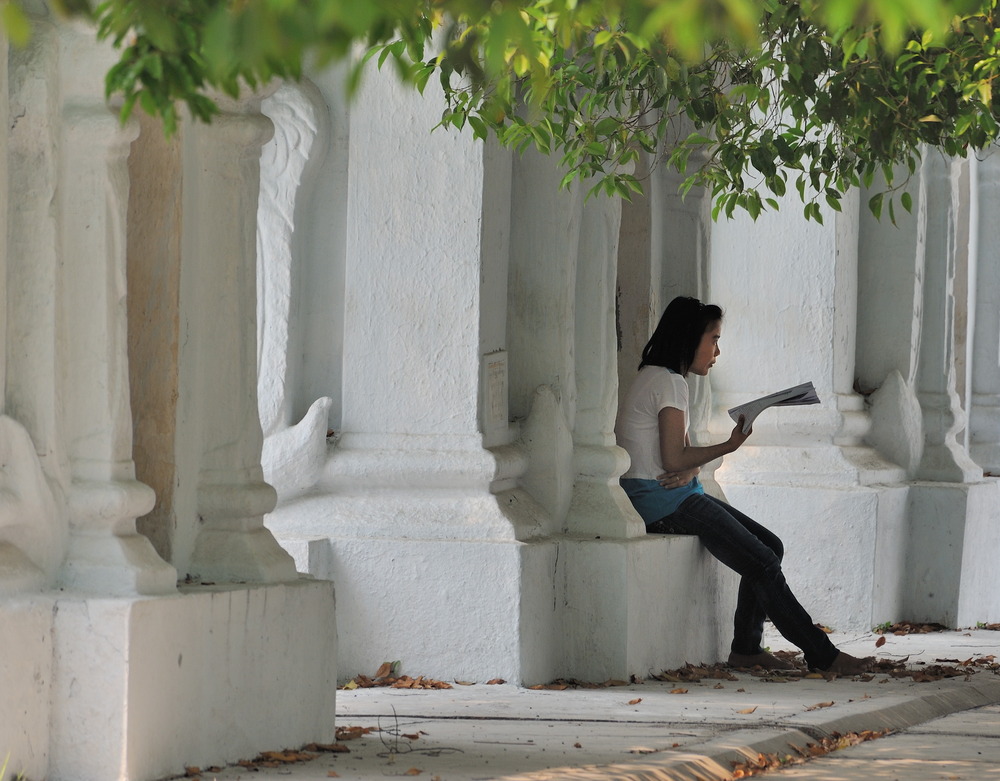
[182,92,297,582]
[568,182,640,537]
[55,21,176,595]
[914,154,982,482]
[616,159,655,392]
[505,150,581,532]
[329,76,530,542]
[709,188,906,632]
[7,14,64,485]
[969,154,1000,474]
[260,70,562,684]
[2,29,64,594]
[648,160,722,489]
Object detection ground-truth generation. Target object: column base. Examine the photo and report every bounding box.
[49,579,336,781]
[568,444,646,538]
[904,479,1000,627]
[189,526,298,583]
[58,530,177,596]
[273,525,738,685]
[275,530,559,684]
[560,534,737,682]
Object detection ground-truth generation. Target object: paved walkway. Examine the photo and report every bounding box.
[195,628,1000,781]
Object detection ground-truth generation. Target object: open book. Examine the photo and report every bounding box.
[727,381,820,434]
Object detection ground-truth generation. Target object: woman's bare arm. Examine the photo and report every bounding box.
[657,406,750,472]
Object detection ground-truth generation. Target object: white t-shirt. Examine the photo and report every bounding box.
[616,366,689,479]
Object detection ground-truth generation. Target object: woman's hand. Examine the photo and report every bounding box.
[727,415,752,450]
[657,466,700,489]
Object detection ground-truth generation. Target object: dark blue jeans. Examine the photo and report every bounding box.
[647,493,838,669]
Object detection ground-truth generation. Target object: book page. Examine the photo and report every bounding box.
[727,382,820,433]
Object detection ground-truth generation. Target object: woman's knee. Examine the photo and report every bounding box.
[755,527,784,560]
[749,549,784,584]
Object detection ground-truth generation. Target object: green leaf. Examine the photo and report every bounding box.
[868,192,884,220]
[2,0,32,47]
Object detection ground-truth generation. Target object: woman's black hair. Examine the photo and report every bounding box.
[639,296,724,375]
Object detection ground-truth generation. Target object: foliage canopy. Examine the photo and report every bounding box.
[5,0,999,220]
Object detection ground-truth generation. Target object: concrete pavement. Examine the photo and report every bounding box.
[187,628,1000,781]
[762,703,1000,779]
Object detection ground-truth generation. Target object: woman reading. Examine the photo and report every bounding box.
[615,296,872,675]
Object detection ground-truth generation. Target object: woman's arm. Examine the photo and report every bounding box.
[657,406,751,472]
[658,431,700,486]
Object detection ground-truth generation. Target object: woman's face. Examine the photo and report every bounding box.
[689,320,722,376]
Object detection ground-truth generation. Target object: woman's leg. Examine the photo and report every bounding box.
[706,496,781,656]
[654,493,838,669]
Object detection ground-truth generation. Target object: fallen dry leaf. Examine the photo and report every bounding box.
[670,688,688,694]
[404,768,422,776]
[654,663,738,683]
[403,733,421,741]
[627,698,642,705]
[375,661,394,679]
[305,742,350,754]
[574,742,582,748]
[344,673,452,690]
[259,750,318,763]
[327,773,340,778]
[805,701,835,711]
[737,706,758,714]
[486,678,506,685]
[875,636,887,648]
[886,621,948,635]
[454,680,475,686]
[734,729,891,778]
[335,725,378,741]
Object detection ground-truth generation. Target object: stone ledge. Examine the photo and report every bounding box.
[42,578,335,781]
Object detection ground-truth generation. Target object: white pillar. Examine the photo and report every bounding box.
[52,21,176,595]
[181,91,298,583]
[648,158,723,491]
[569,189,639,537]
[858,154,998,627]
[901,155,999,627]
[1,30,63,595]
[710,190,906,632]
[264,71,556,684]
[558,158,735,681]
[505,149,582,532]
[969,154,1000,474]
[914,154,982,482]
